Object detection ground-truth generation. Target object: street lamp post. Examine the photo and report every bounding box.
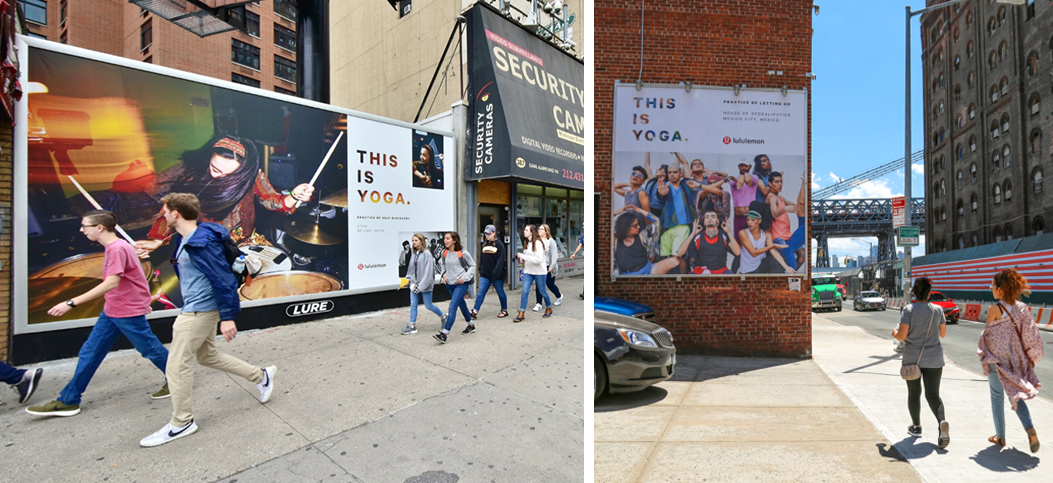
[903,0,1024,297]
[853,238,874,265]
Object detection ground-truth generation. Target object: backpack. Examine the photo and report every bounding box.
[221,236,249,285]
[442,249,472,272]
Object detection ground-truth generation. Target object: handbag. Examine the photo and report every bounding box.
[901,303,936,381]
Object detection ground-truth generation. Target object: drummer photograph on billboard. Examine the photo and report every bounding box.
[23,48,350,324]
[411,130,445,190]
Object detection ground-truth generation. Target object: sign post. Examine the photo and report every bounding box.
[898,226,920,247]
[891,196,906,228]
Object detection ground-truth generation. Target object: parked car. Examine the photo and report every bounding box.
[910,290,960,324]
[853,290,886,311]
[837,284,847,299]
[594,309,676,401]
[594,296,656,321]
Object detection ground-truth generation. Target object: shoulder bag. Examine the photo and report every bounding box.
[999,302,1035,367]
[901,303,936,381]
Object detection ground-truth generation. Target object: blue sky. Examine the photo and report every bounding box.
[810,2,929,263]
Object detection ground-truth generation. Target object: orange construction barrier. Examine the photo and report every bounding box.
[964,303,982,321]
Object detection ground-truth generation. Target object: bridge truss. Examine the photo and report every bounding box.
[811,198,925,268]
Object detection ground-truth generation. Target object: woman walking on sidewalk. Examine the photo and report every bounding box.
[979,268,1043,452]
[470,225,508,319]
[893,277,950,449]
[402,234,444,335]
[432,232,476,344]
[515,224,551,322]
[532,224,563,311]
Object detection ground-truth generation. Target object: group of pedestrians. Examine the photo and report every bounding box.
[3,195,276,448]
[401,223,571,343]
[895,269,1043,453]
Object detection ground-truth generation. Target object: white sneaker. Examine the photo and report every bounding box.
[140,420,198,447]
[532,303,542,312]
[257,366,277,403]
[554,295,563,306]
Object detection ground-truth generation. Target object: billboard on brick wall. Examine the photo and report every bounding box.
[13,39,454,334]
[611,84,808,277]
[465,4,584,189]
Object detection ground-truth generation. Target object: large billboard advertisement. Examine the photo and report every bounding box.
[611,84,808,277]
[14,40,454,333]
[465,4,584,189]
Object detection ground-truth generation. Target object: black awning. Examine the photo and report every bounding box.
[464,4,584,190]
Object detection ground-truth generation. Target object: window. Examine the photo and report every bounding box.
[26,31,45,39]
[958,235,966,249]
[966,12,973,29]
[275,86,297,96]
[953,27,959,43]
[972,232,980,247]
[1027,0,1036,20]
[1031,129,1042,154]
[994,226,1002,242]
[1028,51,1039,77]
[971,163,978,183]
[969,103,976,120]
[939,73,945,88]
[274,0,297,21]
[971,193,978,211]
[59,30,67,44]
[1003,144,1011,168]
[275,55,296,82]
[988,17,996,37]
[991,120,1000,139]
[1035,168,1044,193]
[994,184,1002,204]
[274,24,296,51]
[1001,113,1010,133]
[993,150,1001,171]
[20,0,47,25]
[232,73,260,88]
[140,20,152,51]
[968,71,975,89]
[143,56,152,64]
[999,41,1008,61]
[1030,94,1040,116]
[956,143,963,160]
[957,198,964,216]
[933,182,940,197]
[939,99,944,114]
[958,171,964,188]
[1034,218,1045,236]
[246,11,260,37]
[1000,77,1009,97]
[1004,223,1013,240]
[941,207,947,222]
[998,6,1006,26]
[231,39,260,70]
[1004,180,1012,202]
[967,41,974,59]
[60,0,66,24]
[954,56,960,72]
[941,179,946,197]
[970,135,977,152]
[954,85,961,102]
[991,85,999,104]
[989,51,998,69]
[940,127,945,143]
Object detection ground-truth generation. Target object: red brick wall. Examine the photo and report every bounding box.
[595,1,814,357]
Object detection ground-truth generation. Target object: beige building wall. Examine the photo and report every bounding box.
[330,0,583,123]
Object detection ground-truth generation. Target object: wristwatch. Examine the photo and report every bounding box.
[66,299,76,307]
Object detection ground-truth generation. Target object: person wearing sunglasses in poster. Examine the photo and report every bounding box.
[134,135,314,256]
[612,165,650,212]
[676,203,741,275]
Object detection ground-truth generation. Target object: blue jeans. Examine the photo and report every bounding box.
[473,277,507,311]
[58,312,169,406]
[988,363,1034,438]
[409,290,443,324]
[536,272,562,304]
[520,273,550,311]
[775,216,806,270]
[0,361,25,385]
[443,283,471,333]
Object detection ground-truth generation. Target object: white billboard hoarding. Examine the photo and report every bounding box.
[611,84,808,277]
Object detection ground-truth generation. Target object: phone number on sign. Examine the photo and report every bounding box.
[562,169,584,182]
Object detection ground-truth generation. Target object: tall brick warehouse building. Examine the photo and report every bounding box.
[921,0,1052,253]
[595,1,814,357]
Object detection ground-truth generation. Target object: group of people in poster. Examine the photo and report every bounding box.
[612,152,807,276]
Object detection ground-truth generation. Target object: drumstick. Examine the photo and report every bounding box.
[67,176,136,245]
[294,131,345,209]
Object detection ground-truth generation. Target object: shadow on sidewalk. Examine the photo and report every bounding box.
[594,386,670,412]
[893,435,946,458]
[969,445,1041,472]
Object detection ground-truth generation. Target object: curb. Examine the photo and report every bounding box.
[954,300,1053,332]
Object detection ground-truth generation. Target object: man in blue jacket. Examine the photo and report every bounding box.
[139,193,276,447]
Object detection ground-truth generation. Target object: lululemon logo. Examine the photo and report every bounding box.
[722,136,732,144]
[357,263,365,270]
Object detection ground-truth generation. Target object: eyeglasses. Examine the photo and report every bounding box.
[630,172,644,179]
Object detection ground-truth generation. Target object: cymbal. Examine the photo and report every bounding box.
[28,277,107,323]
[284,217,343,246]
[319,189,348,208]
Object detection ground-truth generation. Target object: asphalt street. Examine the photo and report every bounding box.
[820,301,1053,401]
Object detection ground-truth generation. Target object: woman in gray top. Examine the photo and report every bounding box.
[432,232,476,344]
[892,277,950,448]
[401,233,445,335]
[532,224,563,311]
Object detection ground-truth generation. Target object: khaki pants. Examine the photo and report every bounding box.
[166,311,262,427]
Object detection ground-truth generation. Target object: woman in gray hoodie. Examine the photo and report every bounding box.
[402,233,445,335]
[433,232,476,344]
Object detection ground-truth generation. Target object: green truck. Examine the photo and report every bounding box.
[811,275,842,312]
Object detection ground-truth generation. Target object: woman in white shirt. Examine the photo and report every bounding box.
[531,224,563,311]
[515,224,551,321]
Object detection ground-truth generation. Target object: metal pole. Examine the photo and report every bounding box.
[904,5,913,298]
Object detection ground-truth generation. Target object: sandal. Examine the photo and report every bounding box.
[1027,427,1040,453]
[988,435,1006,446]
[497,310,508,318]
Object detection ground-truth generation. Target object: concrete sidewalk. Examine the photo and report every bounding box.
[594,355,920,482]
[0,278,585,483]
[813,314,1051,482]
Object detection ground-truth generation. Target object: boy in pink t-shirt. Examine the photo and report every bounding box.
[27,210,169,418]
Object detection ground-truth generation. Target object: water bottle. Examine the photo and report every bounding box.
[232,254,246,273]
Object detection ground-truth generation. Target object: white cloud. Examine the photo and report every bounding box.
[811,172,821,190]
[911,164,924,175]
[828,172,842,183]
[830,178,903,199]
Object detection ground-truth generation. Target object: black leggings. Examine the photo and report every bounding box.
[535,271,562,303]
[906,367,945,427]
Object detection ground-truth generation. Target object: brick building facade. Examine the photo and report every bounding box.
[922,0,1053,253]
[595,1,814,357]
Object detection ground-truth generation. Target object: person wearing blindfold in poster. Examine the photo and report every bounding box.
[676,203,741,275]
[27,210,169,418]
[412,140,444,190]
[134,135,314,256]
[736,201,794,274]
